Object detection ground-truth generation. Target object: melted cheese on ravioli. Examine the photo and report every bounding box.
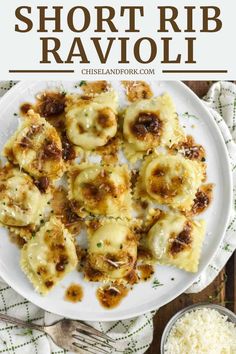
[3,110,64,179]
[87,221,137,279]
[136,153,205,211]
[68,163,131,217]
[146,212,205,272]
[0,166,48,227]
[20,217,77,294]
[123,94,185,153]
[65,90,118,150]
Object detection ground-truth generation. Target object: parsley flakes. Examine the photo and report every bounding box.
[152,278,163,289]
[182,112,199,120]
[79,80,87,87]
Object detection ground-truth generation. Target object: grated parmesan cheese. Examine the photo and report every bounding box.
[164,308,236,354]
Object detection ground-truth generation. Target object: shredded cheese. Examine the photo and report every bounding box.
[164,308,236,354]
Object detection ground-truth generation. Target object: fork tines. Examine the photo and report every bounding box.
[73,322,124,353]
[75,321,116,342]
[73,335,112,354]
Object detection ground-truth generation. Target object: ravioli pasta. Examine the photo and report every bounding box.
[3,110,64,179]
[68,163,131,218]
[135,153,205,211]
[86,220,137,280]
[145,211,205,272]
[20,217,77,294]
[65,90,118,150]
[123,94,185,162]
[0,165,49,228]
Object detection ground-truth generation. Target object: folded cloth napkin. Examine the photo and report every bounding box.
[0,81,235,354]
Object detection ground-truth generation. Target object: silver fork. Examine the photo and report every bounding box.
[0,313,124,354]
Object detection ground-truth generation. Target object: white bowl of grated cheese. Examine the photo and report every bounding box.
[161,303,236,354]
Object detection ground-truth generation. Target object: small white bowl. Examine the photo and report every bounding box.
[161,303,236,354]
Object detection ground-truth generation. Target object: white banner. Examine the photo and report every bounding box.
[0,0,235,80]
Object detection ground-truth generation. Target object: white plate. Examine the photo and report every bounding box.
[0,81,232,321]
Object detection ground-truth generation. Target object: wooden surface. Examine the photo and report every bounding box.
[146,81,236,354]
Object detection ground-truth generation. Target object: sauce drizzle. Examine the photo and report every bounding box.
[96,283,128,309]
[64,284,83,303]
[122,81,153,102]
[80,81,110,95]
[137,264,154,281]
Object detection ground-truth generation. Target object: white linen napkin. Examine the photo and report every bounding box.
[0,81,235,354]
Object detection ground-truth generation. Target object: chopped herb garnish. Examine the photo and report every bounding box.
[97,242,103,248]
[152,278,163,289]
[182,112,199,120]
[223,243,231,252]
[31,232,36,237]
[79,80,87,87]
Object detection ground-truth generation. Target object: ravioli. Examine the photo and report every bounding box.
[3,110,64,179]
[20,216,77,294]
[135,153,205,211]
[86,220,137,280]
[0,165,49,227]
[65,90,118,150]
[146,211,205,272]
[123,94,185,161]
[68,163,131,218]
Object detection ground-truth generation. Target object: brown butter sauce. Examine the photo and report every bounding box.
[51,186,81,236]
[80,81,110,95]
[191,184,213,215]
[96,283,128,309]
[64,284,84,303]
[20,91,76,162]
[122,81,153,102]
[137,264,154,281]
[8,231,26,248]
[20,103,33,115]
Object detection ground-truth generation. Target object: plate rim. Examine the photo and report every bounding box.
[0,80,233,321]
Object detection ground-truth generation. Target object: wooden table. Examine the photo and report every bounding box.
[146,81,236,354]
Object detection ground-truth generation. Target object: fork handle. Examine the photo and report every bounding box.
[0,313,44,332]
